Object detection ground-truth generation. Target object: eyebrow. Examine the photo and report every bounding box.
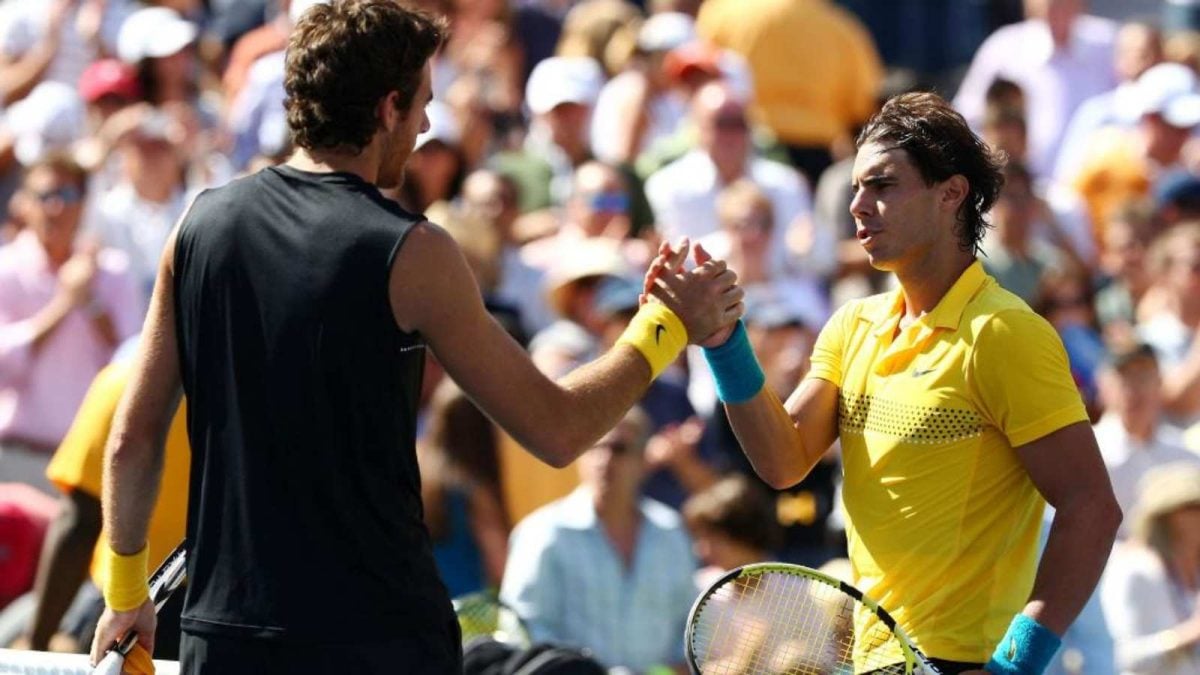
[850,172,894,190]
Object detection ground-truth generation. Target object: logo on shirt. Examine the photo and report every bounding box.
[655,324,666,344]
[911,367,937,377]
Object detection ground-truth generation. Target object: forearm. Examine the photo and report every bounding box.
[102,428,169,555]
[0,45,56,106]
[726,389,816,490]
[27,490,102,649]
[1024,499,1120,635]
[527,345,654,466]
[1114,618,1200,673]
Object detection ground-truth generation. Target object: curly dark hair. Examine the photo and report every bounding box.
[856,92,1005,256]
[284,0,446,154]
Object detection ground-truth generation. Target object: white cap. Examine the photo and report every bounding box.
[290,0,331,26]
[1132,62,1200,128]
[637,12,696,53]
[117,7,197,63]
[415,100,460,150]
[4,82,86,166]
[525,56,604,116]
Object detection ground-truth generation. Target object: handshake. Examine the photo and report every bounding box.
[638,237,745,348]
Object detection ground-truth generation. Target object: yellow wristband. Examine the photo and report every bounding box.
[103,545,150,611]
[616,302,687,379]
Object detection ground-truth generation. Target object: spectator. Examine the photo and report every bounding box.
[1053,18,1164,183]
[1094,341,1200,539]
[85,109,190,303]
[461,169,549,339]
[392,101,466,214]
[0,81,87,224]
[493,56,603,213]
[1072,63,1200,246]
[1033,265,1108,414]
[954,0,1118,177]
[590,12,695,166]
[645,81,832,281]
[696,0,883,183]
[982,161,1070,304]
[1138,224,1200,425]
[1102,462,1200,674]
[0,0,122,106]
[528,237,629,377]
[682,473,782,589]
[116,7,200,108]
[0,156,142,493]
[522,161,648,275]
[1095,200,1158,346]
[500,407,696,672]
[418,380,509,598]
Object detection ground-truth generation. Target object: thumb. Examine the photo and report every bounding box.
[693,241,713,266]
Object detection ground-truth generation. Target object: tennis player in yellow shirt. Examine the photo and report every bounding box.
[652,92,1121,675]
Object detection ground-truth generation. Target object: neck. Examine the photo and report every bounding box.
[288,146,382,185]
[41,239,71,268]
[131,172,177,204]
[593,491,639,528]
[711,153,746,186]
[1122,414,1156,443]
[895,250,975,319]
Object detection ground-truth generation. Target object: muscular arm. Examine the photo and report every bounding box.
[102,232,183,556]
[725,378,840,489]
[391,223,663,468]
[1014,421,1121,635]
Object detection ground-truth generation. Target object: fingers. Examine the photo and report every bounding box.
[723,300,745,323]
[693,241,713,266]
[89,615,117,665]
[665,237,689,273]
[719,284,745,309]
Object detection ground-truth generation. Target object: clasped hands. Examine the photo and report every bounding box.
[640,238,744,348]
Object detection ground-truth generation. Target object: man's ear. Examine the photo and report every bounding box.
[377,91,401,132]
[940,174,969,213]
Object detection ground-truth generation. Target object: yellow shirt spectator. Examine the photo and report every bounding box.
[806,261,1088,664]
[1071,129,1152,249]
[696,0,882,149]
[46,363,189,588]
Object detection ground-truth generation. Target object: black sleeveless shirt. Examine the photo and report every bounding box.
[173,166,453,643]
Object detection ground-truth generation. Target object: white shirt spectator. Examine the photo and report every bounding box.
[1101,543,1200,674]
[1093,413,1198,539]
[954,15,1119,178]
[644,149,832,278]
[86,183,187,303]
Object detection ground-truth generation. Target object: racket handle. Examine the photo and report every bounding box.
[92,649,126,675]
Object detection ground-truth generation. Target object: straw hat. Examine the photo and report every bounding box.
[542,239,630,318]
[1131,462,1200,548]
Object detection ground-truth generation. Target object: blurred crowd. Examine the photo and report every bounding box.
[6,0,1200,673]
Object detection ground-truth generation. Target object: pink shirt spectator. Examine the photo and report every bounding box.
[0,231,142,449]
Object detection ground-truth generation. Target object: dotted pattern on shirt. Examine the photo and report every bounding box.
[839,392,984,444]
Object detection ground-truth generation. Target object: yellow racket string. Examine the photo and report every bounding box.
[689,568,925,674]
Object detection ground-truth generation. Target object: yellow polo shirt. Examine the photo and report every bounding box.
[806,261,1087,664]
[45,363,190,588]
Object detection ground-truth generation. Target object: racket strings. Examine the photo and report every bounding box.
[690,570,913,674]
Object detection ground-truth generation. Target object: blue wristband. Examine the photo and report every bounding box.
[985,614,1062,675]
[702,320,765,404]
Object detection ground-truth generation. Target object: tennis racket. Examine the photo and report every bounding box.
[685,563,941,675]
[452,590,531,648]
[92,541,188,675]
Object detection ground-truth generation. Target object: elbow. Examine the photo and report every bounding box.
[755,462,802,491]
[522,431,582,469]
[1102,495,1123,540]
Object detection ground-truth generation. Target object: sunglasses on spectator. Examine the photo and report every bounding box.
[585,191,629,213]
[714,115,749,132]
[31,185,83,205]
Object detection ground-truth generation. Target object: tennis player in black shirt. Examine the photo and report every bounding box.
[89,1,744,672]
